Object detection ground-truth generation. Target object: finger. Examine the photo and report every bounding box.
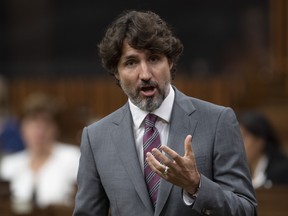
[160,145,182,165]
[146,152,166,176]
[146,152,165,172]
[184,135,198,168]
[184,134,193,157]
[151,148,171,165]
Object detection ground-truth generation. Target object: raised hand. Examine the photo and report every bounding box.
[146,134,200,194]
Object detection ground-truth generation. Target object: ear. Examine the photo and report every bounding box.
[115,72,119,80]
[169,62,173,70]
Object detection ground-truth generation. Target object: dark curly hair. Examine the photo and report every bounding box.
[238,111,281,157]
[98,10,184,85]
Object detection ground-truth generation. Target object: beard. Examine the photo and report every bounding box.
[120,80,169,112]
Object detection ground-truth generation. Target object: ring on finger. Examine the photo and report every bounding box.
[163,166,169,175]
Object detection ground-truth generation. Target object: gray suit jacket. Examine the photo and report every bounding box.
[73,87,257,216]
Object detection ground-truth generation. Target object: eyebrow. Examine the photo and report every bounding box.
[119,54,137,63]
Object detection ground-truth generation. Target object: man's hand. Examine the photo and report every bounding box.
[146,134,200,194]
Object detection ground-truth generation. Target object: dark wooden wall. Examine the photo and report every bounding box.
[7,76,240,144]
[7,75,288,153]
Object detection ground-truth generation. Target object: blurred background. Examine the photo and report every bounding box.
[2,0,287,150]
[0,0,287,215]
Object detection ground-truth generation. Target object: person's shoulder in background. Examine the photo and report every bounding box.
[52,142,81,176]
[0,116,25,153]
[0,150,28,180]
[267,150,288,184]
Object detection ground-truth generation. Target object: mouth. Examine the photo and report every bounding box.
[140,85,157,97]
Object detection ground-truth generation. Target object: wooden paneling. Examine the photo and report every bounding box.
[270,0,288,82]
[7,76,244,144]
[7,75,288,150]
[8,78,127,144]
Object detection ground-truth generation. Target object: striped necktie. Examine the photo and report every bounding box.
[143,113,161,208]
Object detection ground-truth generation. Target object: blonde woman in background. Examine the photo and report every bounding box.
[0,93,80,212]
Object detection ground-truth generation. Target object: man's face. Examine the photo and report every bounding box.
[117,40,172,112]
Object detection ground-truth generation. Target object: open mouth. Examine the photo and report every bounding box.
[140,86,157,97]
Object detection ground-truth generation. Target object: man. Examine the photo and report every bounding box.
[73,10,257,216]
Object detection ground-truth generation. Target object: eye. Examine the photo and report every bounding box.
[149,55,159,62]
[123,58,137,68]
[149,55,160,63]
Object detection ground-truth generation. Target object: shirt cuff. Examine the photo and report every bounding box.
[182,179,201,206]
[183,189,197,205]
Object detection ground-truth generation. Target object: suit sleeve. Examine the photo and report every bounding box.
[192,108,258,216]
[73,127,109,216]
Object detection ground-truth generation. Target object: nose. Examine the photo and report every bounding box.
[139,62,152,81]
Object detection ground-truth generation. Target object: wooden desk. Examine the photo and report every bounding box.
[0,180,75,216]
[256,185,288,216]
[0,180,13,216]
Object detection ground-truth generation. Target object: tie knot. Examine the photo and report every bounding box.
[144,113,158,128]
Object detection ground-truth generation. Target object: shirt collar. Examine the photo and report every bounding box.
[129,85,175,128]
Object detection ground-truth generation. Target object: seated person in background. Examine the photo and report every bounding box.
[238,111,288,189]
[0,75,25,155]
[0,93,80,209]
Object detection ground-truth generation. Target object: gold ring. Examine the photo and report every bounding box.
[163,166,169,175]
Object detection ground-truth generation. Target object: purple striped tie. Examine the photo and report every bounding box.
[143,113,161,208]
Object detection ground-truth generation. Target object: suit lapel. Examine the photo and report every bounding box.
[155,87,198,215]
[110,104,154,214]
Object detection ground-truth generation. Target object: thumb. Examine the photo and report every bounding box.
[184,134,193,157]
